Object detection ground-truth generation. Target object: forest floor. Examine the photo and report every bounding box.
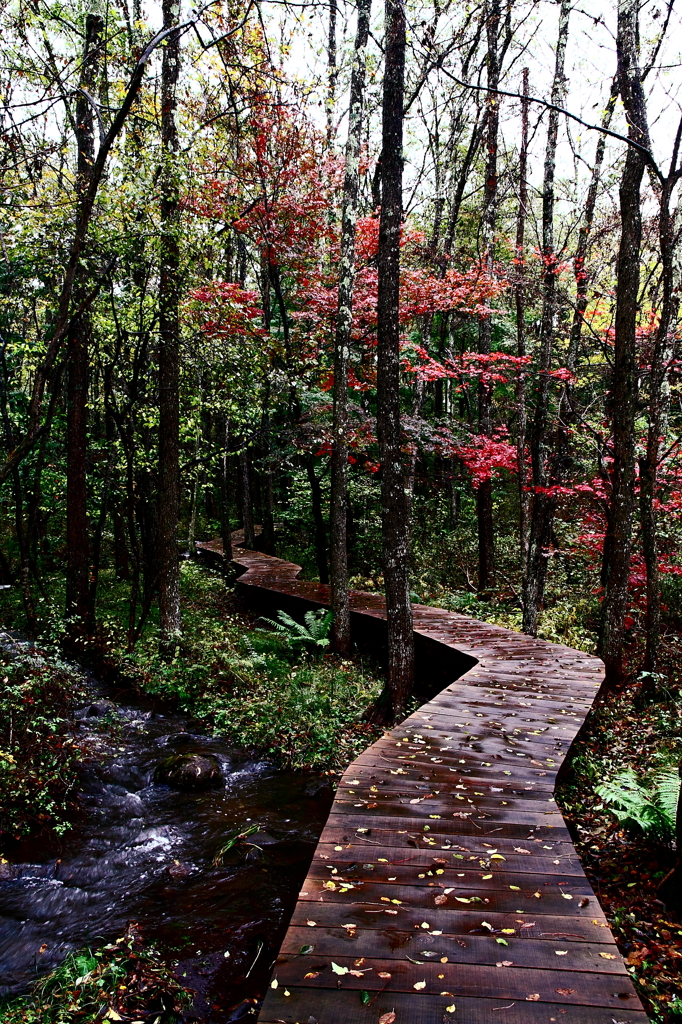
[556,684,682,1023]
[1,560,681,1021]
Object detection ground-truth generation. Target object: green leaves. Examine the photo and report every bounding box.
[257,608,334,653]
[596,766,679,842]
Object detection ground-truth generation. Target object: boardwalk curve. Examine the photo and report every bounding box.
[198,539,649,1024]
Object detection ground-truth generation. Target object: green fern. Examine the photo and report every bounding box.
[241,635,267,669]
[257,608,333,653]
[596,766,679,843]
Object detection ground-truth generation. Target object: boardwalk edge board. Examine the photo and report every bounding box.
[197,538,649,1023]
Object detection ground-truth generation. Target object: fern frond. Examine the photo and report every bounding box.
[652,769,680,829]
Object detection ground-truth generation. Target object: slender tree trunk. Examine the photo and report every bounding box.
[306,455,329,584]
[374,0,414,722]
[476,0,502,592]
[599,0,650,688]
[522,0,570,636]
[330,0,372,654]
[640,162,681,676]
[240,447,256,549]
[326,0,338,146]
[66,13,103,634]
[157,0,182,647]
[220,417,233,565]
[515,68,530,571]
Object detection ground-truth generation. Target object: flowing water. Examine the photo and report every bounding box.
[0,679,333,1021]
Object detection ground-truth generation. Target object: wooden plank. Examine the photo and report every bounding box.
[217,542,648,1023]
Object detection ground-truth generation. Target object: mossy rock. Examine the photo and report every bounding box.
[154,752,223,791]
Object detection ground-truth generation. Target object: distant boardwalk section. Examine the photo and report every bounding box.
[196,538,649,1024]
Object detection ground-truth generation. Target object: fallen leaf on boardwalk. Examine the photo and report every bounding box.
[514,848,531,854]
[561,893,573,900]
[555,988,575,996]
[421,921,431,929]
[270,979,278,989]
[533,891,542,898]
[555,950,568,955]
[454,897,472,903]
[490,854,505,861]
[413,980,426,990]
[501,929,515,934]
[496,938,508,946]
[578,898,590,908]
[304,971,320,979]
[350,970,367,977]
[526,993,540,1001]
[377,971,392,979]
[599,952,617,959]
[331,962,349,975]
[482,874,493,879]
[342,924,357,936]
[446,1005,456,1013]
[300,944,314,954]
[306,920,317,926]
[435,895,448,905]
[509,885,520,891]
[496,960,513,967]
[361,990,371,1005]
[378,1013,396,1024]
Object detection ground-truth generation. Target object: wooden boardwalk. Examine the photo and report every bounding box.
[199,539,649,1023]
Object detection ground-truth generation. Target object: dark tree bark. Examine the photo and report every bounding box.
[306,455,329,584]
[476,0,502,592]
[515,67,530,569]
[374,0,414,722]
[599,0,650,687]
[65,13,103,633]
[522,0,570,636]
[157,0,182,646]
[640,125,682,677]
[330,0,372,655]
[240,447,256,550]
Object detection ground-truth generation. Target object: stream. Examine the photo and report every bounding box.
[0,672,333,1021]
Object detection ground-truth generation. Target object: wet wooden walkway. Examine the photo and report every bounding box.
[198,539,649,1023]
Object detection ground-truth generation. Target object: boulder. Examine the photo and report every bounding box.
[154,752,223,791]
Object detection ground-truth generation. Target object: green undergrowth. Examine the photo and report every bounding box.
[115,562,383,772]
[0,644,87,840]
[0,927,193,1023]
[556,685,682,1023]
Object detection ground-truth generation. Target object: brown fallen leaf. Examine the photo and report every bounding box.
[496,960,513,967]
[526,994,540,1001]
[555,988,576,996]
[434,895,448,905]
[304,972,320,979]
[599,952,617,960]
[377,971,392,979]
[578,897,590,908]
[354,958,366,966]
[378,1013,396,1024]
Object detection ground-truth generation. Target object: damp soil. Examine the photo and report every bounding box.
[0,676,333,1022]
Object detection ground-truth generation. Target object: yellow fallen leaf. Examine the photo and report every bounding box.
[561,893,573,900]
[482,874,493,879]
[555,950,568,956]
[599,952,617,960]
[270,979,278,989]
[509,885,520,891]
[304,972,320,979]
[446,1005,456,1013]
[414,980,426,990]
[306,920,316,926]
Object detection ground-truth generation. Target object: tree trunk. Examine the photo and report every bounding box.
[326,0,338,146]
[476,0,502,592]
[66,13,103,634]
[330,0,372,655]
[306,455,329,584]
[522,0,570,636]
[220,417,233,565]
[515,67,530,571]
[599,0,650,688]
[374,0,414,722]
[157,0,182,647]
[640,156,681,677]
[240,447,256,550]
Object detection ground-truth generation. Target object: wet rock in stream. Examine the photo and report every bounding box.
[155,752,224,791]
[0,686,333,1021]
